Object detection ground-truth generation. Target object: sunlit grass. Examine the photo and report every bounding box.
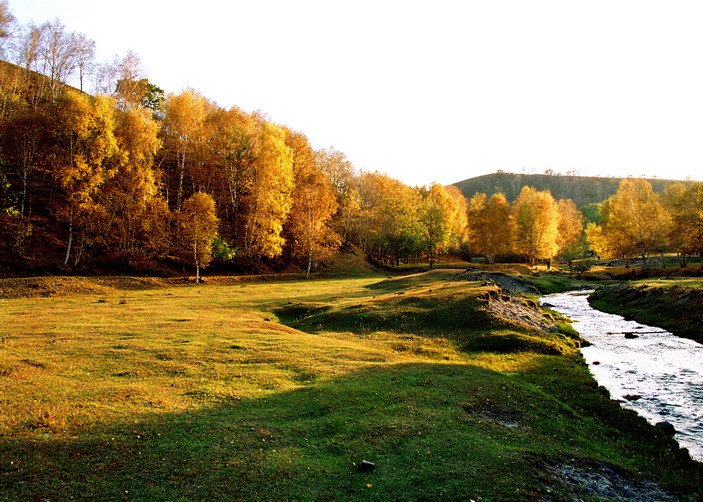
[1,271,701,500]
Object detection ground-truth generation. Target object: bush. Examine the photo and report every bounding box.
[573,260,593,278]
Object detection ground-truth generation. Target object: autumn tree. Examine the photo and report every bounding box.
[419,183,454,268]
[556,198,585,268]
[380,180,422,265]
[586,179,669,268]
[316,148,358,241]
[0,108,51,219]
[285,131,340,278]
[163,89,208,210]
[467,192,514,263]
[353,172,422,265]
[179,192,219,283]
[663,183,703,265]
[444,185,469,254]
[52,90,118,266]
[242,122,294,259]
[106,106,167,265]
[201,106,256,240]
[512,186,559,266]
[71,32,95,92]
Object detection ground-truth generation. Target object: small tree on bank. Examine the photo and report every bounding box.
[180,192,219,283]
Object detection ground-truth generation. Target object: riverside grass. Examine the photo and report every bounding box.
[0,271,701,501]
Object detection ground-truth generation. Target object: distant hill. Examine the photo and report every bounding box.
[452,172,701,207]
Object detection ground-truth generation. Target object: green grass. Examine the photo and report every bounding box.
[1,271,701,500]
[590,278,703,344]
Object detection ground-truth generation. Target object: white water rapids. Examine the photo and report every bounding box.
[540,290,703,462]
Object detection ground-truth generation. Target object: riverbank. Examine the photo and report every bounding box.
[543,290,703,462]
[1,270,701,500]
[589,279,703,344]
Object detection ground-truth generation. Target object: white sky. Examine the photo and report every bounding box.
[10,0,703,186]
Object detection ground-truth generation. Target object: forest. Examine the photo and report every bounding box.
[1,1,702,280]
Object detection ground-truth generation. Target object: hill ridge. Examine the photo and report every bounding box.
[452,172,701,207]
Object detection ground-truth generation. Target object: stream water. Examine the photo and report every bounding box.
[540,290,703,462]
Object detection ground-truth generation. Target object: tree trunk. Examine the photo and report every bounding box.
[194,240,200,283]
[64,208,74,266]
[74,233,84,267]
[306,256,312,280]
[177,144,187,211]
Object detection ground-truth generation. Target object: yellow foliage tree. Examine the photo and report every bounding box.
[242,122,294,259]
[467,192,514,263]
[180,192,219,283]
[316,148,358,241]
[203,106,257,240]
[663,183,703,265]
[556,198,585,267]
[419,183,454,268]
[53,90,118,266]
[587,179,669,268]
[164,89,208,210]
[108,106,168,265]
[285,131,341,278]
[444,185,469,254]
[512,186,559,266]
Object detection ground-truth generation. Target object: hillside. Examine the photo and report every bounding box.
[453,172,701,207]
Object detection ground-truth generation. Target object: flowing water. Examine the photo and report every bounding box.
[540,290,703,462]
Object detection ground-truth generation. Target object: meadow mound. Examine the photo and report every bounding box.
[0,276,169,299]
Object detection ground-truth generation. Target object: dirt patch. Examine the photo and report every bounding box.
[463,270,540,295]
[462,400,527,429]
[543,458,680,501]
[476,283,557,334]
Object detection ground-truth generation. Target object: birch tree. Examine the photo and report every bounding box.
[164,89,207,210]
[53,91,118,266]
[285,132,340,278]
[180,192,219,283]
[242,122,294,258]
[467,192,514,263]
[513,186,559,266]
[586,179,669,267]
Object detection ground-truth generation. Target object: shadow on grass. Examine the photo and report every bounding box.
[2,360,701,501]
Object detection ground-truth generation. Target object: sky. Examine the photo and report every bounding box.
[9,0,703,186]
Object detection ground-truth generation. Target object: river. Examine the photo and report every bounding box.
[540,290,703,462]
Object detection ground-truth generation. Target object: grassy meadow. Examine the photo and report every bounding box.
[1,271,701,501]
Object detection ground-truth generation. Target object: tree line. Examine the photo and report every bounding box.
[1,1,701,277]
[0,2,475,276]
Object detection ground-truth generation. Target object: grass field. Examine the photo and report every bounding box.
[1,271,701,500]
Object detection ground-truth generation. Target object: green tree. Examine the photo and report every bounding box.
[419,183,453,268]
